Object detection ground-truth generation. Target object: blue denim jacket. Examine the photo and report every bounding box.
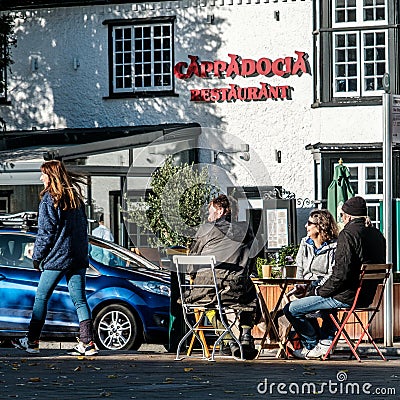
[32,192,89,271]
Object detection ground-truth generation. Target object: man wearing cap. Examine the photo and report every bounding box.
[283,196,386,359]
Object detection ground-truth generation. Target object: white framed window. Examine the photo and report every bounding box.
[346,162,383,228]
[347,163,383,199]
[317,0,391,104]
[109,18,174,96]
[332,0,387,97]
[332,0,387,28]
[333,29,387,97]
[333,31,359,95]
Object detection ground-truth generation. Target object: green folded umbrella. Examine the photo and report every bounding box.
[327,163,355,222]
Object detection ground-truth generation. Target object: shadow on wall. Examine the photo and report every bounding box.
[5,6,228,132]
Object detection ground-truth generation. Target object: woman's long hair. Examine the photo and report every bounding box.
[309,209,339,242]
[40,160,87,210]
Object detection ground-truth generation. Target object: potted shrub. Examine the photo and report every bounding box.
[277,243,300,278]
[256,243,300,279]
[256,254,279,278]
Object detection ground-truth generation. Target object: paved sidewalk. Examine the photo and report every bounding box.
[0,343,400,400]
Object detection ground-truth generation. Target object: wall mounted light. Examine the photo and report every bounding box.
[73,57,80,70]
[275,149,282,163]
[212,143,250,163]
[30,57,38,72]
[274,11,280,21]
[207,14,214,24]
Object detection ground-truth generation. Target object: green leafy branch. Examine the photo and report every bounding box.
[124,156,219,249]
[0,13,19,94]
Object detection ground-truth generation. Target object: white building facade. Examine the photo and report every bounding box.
[0,0,398,250]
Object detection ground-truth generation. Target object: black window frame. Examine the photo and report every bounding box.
[313,0,400,108]
[103,16,178,99]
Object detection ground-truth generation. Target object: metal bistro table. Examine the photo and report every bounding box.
[252,277,312,359]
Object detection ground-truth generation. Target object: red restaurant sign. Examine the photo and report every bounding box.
[174,51,309,103]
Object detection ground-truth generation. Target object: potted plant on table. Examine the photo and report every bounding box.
[256,243,300,279]
[256,254,279,278]
[276,243,300,278]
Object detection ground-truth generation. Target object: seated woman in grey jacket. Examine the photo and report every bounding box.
[285,209,338,356]
[296,209,339,287]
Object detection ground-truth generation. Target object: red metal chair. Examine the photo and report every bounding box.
[322,263,392,362]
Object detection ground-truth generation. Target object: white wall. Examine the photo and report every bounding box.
[1,0,385,202]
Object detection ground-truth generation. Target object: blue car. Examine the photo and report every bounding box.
[0,227,170,351]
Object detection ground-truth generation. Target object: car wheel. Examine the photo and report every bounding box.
[93,304,142,351]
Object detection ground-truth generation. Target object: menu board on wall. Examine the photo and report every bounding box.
[266,209,289,248]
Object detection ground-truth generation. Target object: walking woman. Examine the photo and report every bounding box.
[13,160,98,355]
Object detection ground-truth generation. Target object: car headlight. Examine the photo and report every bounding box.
[129,280,171,296]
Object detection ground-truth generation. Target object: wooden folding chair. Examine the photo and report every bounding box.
[322,263,392,362]
[173,255,247,361]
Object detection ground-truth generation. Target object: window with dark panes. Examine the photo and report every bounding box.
[316,0,394,104]
[365,165,383,195]
[343,162,383,228]
[332,0,387,98]
[110,18,174,96]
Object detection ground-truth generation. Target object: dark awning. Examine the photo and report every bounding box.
[0,123,201,164]
[305,142,384,152]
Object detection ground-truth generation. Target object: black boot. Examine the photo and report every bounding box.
[219,341,234,356]
[79,319,94,344]
[233,328,258,360]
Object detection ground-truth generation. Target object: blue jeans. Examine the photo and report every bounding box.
[28,268,91,341]
[283,295,349,350]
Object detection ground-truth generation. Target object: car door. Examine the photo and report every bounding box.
[0,232,79,334]
[0,234,41,331]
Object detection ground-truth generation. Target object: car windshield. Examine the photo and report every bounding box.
[88,239,161,272]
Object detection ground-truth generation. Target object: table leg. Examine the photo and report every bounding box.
[254,284,286,359]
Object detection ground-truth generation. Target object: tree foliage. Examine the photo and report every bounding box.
[0,13,18,94]
[124,156,219,249]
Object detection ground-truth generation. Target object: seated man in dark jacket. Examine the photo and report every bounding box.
[283,196,386,359]
[187,194,258,359]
